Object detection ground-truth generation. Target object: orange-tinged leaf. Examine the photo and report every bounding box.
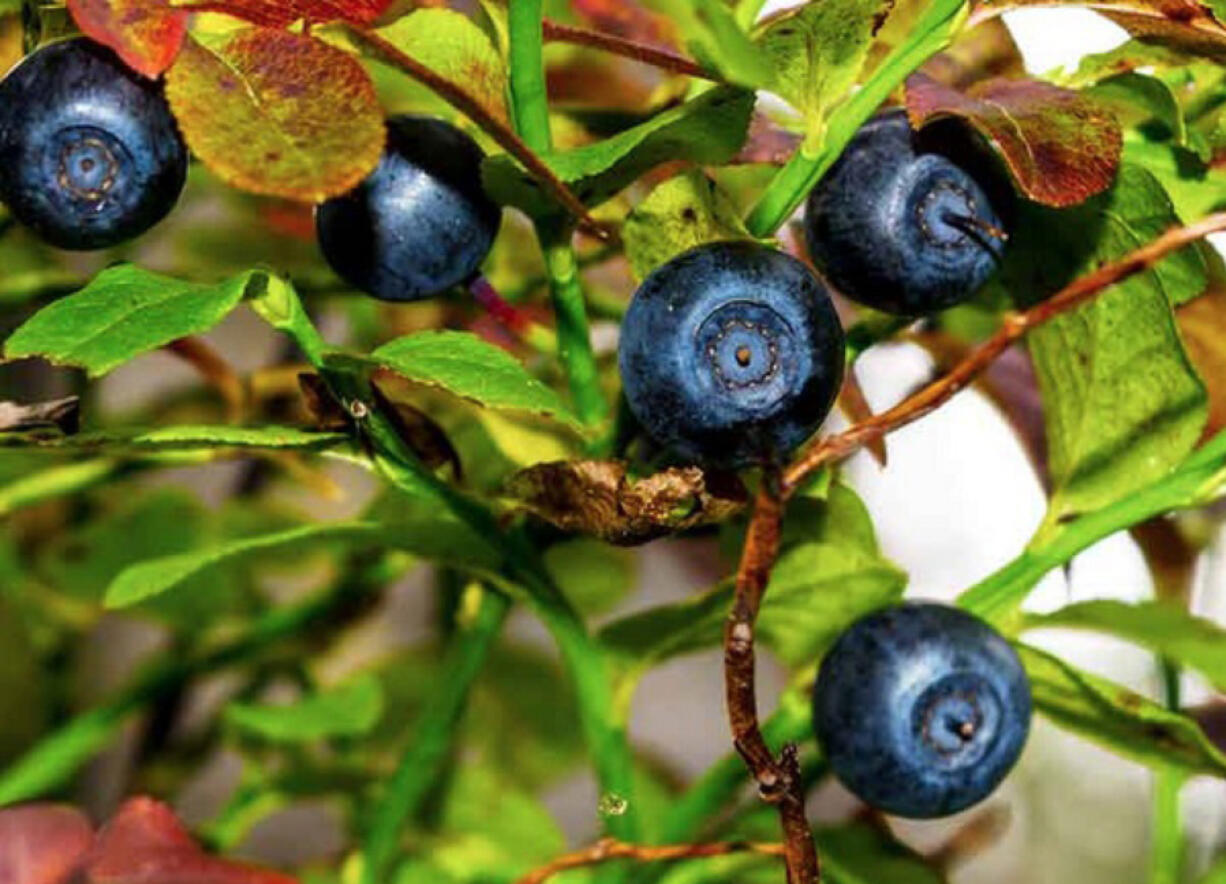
[180,0,394,26]
[67,0,187,77]
[0,804,93,884]
[165,29,385,202]
[88,797,297,884]
[905,73,1122,207]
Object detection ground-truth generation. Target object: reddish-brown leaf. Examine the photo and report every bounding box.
[0,804,94,884]
[87,797,297,884]
[571,0,679,50]
[178,0,394,26]
[1177,282,1226,441]
[66,0,187,77]
[165,29,385,202]
[905,73,1122,207]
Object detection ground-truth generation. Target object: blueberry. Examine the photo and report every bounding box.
[0,38,187,251]
[804,109,1008,316]
[618,241,845,467]
[315,115,502,302]
[813,602,1031,818]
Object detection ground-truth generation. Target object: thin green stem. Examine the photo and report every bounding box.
[320,358,637,844]
[542,225,608,426]
[744,0,968,237]
[508,0,553,154]
[0,556,393,806]
[506,4,608,426]
[362,586,512,884]
[959,432,1226,626]
[1150,765,1185,884]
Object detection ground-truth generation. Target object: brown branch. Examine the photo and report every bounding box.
[164,336,246,420]
[782,211,1226,496]
[725,475,821,884]
[346,28,612,242]
[541,20,720,81]
[514,838,785,884]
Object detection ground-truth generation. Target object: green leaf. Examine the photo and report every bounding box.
[1087,73,1189,149]
[483,86,755,217]
[373,8,508,125]
[104,520,375,610]
[757,0,889,143]
[3,265,257,377]
[642,0,772,87]
[999,165,1208,521]
[1019,643,1226,777]
[623,171,753,282]
[1123,138,1226,221]
[225,674,385,742]
[1,425,350,454]
[600,483,905,670]
[1026,600,1226,693]
[371,330,578,427]
[819,821,946,884]
[543,537,635,618]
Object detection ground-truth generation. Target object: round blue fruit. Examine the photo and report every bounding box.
[619,241,845,467]
[804,109,1008,316]
[813,602,1031,818]
[0,38,187,251]
[315,115,502,302]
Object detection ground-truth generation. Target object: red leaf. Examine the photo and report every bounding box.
[0,804,94,884]
[905,73,1122,207]
[67,0,187,77]
[87,797,297,884]
[182,0,394,26]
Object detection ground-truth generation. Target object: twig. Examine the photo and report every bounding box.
[725,476,820,884]
[345,27,610,241]
[782,212,1226,495]
[515,838,785,884]
[541,20,719,81]
[164,336,246,420]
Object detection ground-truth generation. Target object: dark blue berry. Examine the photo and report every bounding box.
[0,38,187,251]
[804,109,1008,316]
[813,602,1031,818]
[618,241,845,467]
[315,115,502,302]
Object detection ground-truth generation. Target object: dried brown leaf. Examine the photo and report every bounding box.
[505,460,747,545]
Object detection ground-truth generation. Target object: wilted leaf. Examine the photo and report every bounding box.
[999,165,1208,520]
[1019,644,1226,777]
[371,331,579,428]
[483,86,755,217]
[1027,600,1226,693]
[757,0,891,141]
[905,73,1122,207]
[373,8,509,123]
[226,674,384,742]
[623,170,752,281]
[371,379,463,477]
[67,0,186,77]
[88,797,296,884]
[505,460,747,546]
[1101,8,1226,63]
[0,804,93,884]
[165,30,385,202]
[0,397,79,437]
[4,266,255,377]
